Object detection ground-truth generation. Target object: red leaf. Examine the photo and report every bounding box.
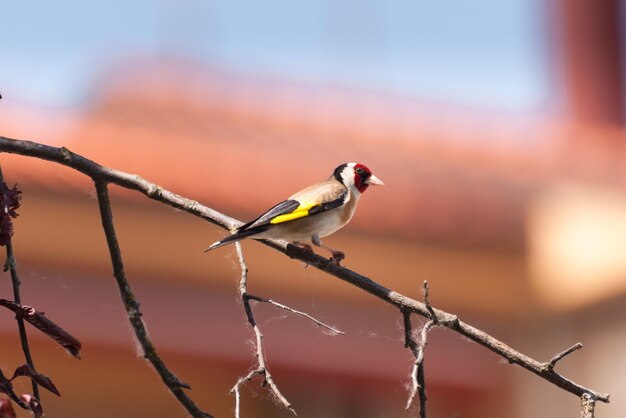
[10,365,60,397]
[0,300,81,358]
[0,399,16,418]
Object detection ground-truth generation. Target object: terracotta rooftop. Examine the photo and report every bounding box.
[6,58,626,252]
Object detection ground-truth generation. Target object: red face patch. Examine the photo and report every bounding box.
[353,163,372,193]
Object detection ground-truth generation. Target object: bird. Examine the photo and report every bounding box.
[205,162,384,263]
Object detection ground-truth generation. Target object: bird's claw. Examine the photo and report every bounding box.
[330,251,345,265]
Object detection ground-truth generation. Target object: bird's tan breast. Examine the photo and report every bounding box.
[339,194,358,225]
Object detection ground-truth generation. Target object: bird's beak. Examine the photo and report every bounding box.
[366,174,385,186]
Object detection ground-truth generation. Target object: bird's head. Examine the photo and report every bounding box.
[333,162,384,193]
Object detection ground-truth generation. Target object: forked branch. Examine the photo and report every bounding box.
[246,294,344,335]
[231,242,295,416]
[402,281,440,416]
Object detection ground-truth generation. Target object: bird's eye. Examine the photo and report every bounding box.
[355,167,364,174]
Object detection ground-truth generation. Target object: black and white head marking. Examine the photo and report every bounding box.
[333,162,375,194]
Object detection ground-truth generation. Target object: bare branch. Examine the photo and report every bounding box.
[3,245,41,401]
[231,369,262,418]
[545,342,584,371]
[421,281,436,322]
[0,137,611,410]
[231,242,296,416]
[246,294,344,335]
[0,137,239,231]
[0,167,40,402]
[280,245,609,403]
[403,308,436,415]
[94,180,211,418]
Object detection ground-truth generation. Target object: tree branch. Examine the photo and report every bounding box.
[403,311,434,415]
[0,137,239,230]
[0,166,40,404]
[0,137,610,413]
[231,246,342,415]
[231,242,296,416]
[403,280,445,416]
[94,180,211,418]
[246,294,344,335]
[279,246,610,404]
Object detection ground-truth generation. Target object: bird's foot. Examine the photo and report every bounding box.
[329,251,345,265]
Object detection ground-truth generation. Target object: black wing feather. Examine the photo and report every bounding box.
[239,190,346,232]
[238,199,300,232]
[307,192,346,215]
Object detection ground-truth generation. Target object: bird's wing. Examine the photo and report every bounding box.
[238,199,300,231]
[240,180,347,230]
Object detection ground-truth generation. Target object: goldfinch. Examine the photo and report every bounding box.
[205,162,384,262]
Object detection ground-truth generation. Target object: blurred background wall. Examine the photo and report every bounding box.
[1,1,625,417]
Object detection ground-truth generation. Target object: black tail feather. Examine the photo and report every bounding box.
[204,225,269,252]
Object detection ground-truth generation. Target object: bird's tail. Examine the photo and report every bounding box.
[203,228,263,252]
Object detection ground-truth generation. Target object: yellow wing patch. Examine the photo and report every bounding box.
[270,202,317,224]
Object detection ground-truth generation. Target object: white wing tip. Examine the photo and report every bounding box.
[203,241,221,252]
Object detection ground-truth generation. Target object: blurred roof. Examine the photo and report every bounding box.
[3,56,626,247]
[0,54,624,323]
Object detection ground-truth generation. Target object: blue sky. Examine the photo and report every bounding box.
[0,0,550,111]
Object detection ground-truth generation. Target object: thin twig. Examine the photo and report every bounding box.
[0,137,611,406]
[246,294,344,335]
[403,310,435,415]
[94,180,211,418]
[231,242,296,416]
[546,342,584,371]
[0,166,40,403]
[422,281,436,322]
[403,281,441,415]
[231,369,262,418]
[416,355,426,418]
[5,243,40,402]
